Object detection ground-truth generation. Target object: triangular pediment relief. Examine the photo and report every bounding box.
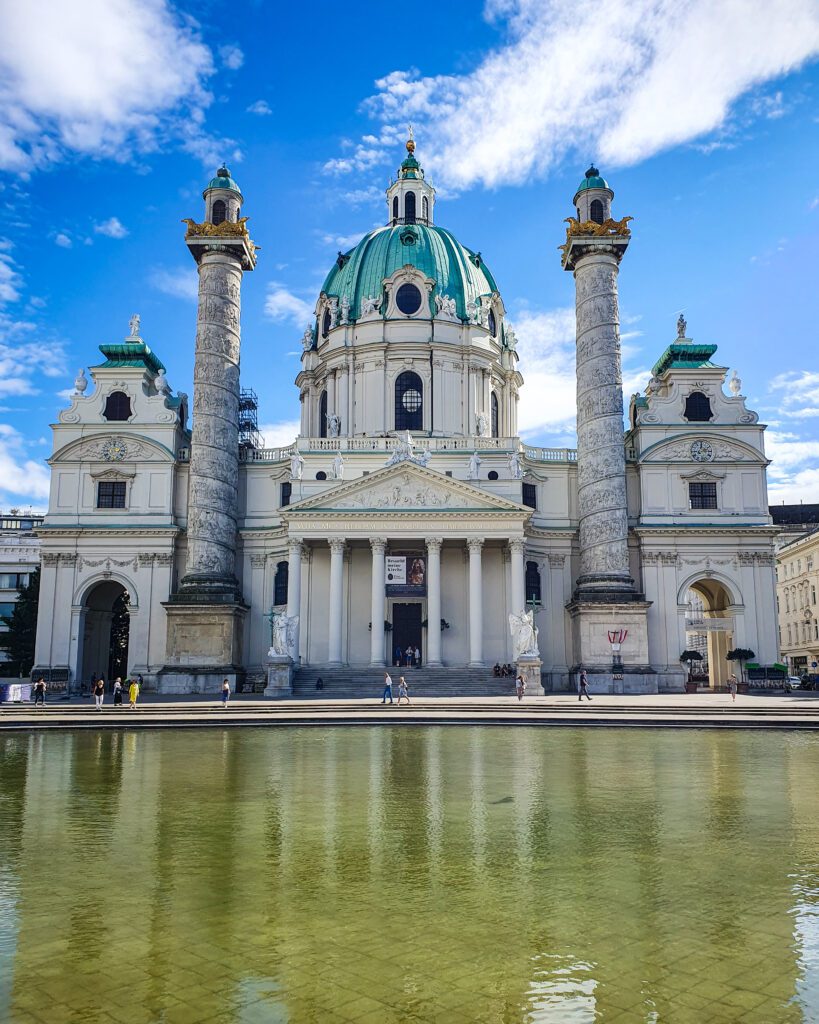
[284,462,528,514]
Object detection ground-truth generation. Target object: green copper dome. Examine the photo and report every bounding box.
[320,224,499,321]
[574,164,610,195]
[204,164,242,196]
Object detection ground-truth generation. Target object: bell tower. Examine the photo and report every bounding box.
[386,129,435,225]
[160,165,258,693]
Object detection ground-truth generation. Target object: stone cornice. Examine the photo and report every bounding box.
[36,526,181,538]
[634,524,779,537]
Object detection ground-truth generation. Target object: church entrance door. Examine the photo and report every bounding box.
[391,602,423,666]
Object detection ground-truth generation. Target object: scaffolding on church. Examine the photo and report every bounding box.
[238,388,263,452]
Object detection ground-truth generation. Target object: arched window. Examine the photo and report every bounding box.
[422,195,429,222]
[488,308,497,336]
[684,391,712,422]
[491,392,499,438]
[322,308,331,338]
[274,561,289,606]
[589,199,604,225]
[318,390,328,438]
[392,196,398,225]
[525,561,542,605]
[405,191,416,224]
[395,370,423,431]
[103,391,131,421]
[212,199,226,225]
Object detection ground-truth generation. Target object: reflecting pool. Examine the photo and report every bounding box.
[1,727,819,1023]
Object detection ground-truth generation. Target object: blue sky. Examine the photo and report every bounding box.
[1,0,819,511]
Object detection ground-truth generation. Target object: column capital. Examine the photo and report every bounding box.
[508,538,526,555]
[370,537,388,553]
[288,535,304,550]
[426,537,444,553]
[328,536,346,554]
[467,537,484,553]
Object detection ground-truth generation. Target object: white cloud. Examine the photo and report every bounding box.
[264,283,314,327]
[94,216,128,239]
[0,0,229,171]
[342,186,383,207]
[320,230,367,250]
[247,100,272,116]
[149,266,198,301]
[342,0,819,189]
[0,423,50,506]
[258,420,300,448]
[54,232,72,248]
[219,44,244,70]
[768,467,819,504]
[769,370,819,418]
[514,307,577,438]
[0,245,22,303]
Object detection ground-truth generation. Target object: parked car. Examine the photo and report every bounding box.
[786,676,801,692]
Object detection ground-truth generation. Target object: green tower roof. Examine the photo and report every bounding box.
[652,342,719,377]
[204,164,242,196]
[95,341,166,374]
[320,223,499,322]
[574,164,611,195]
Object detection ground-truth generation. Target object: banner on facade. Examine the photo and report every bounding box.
[686,619,734,633]
[385,556,426,596]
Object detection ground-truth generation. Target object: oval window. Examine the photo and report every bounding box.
[402,389,422,413]
[396,283,422,315]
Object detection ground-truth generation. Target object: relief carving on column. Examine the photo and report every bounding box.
[249,554,266,568]
[547,553,566,568]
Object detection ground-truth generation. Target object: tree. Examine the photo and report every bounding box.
[0,566,40,678]
[679,649,703,680]
[727,647,755,683]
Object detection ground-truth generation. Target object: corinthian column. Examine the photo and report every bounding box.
[369,538,386,666]
[426,538,443,666]
[328,537,346,666]
[287,538,303,661]
[467,538,484,667]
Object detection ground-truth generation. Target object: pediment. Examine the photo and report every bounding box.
[641,435,766,465]
[284,462,528,515]
[51,433,175,464]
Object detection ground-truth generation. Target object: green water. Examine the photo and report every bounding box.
[1,728,818,1024]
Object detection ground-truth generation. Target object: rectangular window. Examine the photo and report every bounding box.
[688,482,717,510]
[280,482,292,508]
[0,573,24,589]
[0,601,15,619]
[522,482,537,509]
[97,481,126,509]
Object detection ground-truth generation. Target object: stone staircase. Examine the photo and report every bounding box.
[292,666,518,699]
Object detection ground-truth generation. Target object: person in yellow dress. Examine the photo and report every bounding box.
[128,678,140,709]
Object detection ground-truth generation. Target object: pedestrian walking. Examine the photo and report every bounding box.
[221,678,231,708]
[128,678,140,709]
[397,676,411,705]
[113,678,123,706]
[381,671,394,704]
[33,677,46,708]
[414,645,421,667]
[515,673,526,701]
[578,668,592,701]
[728,674,738,702]
[93,677,105,711]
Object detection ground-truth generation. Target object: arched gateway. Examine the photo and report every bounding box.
[80,581,130,685]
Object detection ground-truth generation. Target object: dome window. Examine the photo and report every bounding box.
[392,196,398,225]
[103,391,132,421]
[212,199,226,226]
[491,392,499,438]
[684,391,713,422]
[322,308,331,339]
[405,191,416,224]
[488,309,497,336]
[316,471,327,481]
[396,283,422,316]
[590,199,604,225]
[488,470,499,481]
[395,371,423,431]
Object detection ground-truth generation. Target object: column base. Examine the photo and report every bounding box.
[468,660,485,669]
[567,598,654,689]
[159,601,247,694]
[171,573,244,604]
[517,654,545,696]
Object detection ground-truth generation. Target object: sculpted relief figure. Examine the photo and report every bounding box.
[509,609,539,658]
[508,450,523,479]
[290,451,305,481]
[360,295,381,316]
[331,450,345,480]
[301,324,314,351]
[435,293,457,318]
[269,612,299,658]
[467,450,481,480]
[327,413,341,438]
[340,294,350,325]
[475,411,489,437]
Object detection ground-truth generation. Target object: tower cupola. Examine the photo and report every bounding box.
[203,164,243,226]
[573,164,613,224]
[386,130,435,226]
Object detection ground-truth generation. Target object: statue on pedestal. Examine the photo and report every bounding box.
[509,609,539,658]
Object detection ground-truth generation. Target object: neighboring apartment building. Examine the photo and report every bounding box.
[0,512,43,677]
[776,527,819,677]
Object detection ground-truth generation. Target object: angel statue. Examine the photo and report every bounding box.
[269,612,299,659]
[327,413,341,438]
[508,450,523,479]
[361,295,381,316]
[508,609,539,658]
[475,411,489,437]
[290,451,305,481]
[467,450,481,480]
[331,450,345,480]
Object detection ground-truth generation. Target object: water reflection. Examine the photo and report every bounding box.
[0,727,817,1022]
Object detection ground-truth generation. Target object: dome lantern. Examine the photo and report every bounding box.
[572,164,614,224]
[386,129,435,227]
[202,164,243,226]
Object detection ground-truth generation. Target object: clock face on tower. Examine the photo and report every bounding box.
[690,440,714,463]
[101,438,128,462]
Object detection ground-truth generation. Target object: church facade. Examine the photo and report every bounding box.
[32,141,780,694]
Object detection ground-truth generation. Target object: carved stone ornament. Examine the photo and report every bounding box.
[331,471,474,511]
[68,437,148,462]
[360,295,381,316]
[690,440,714,463]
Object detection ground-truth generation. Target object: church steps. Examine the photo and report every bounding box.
[292,666,518,698]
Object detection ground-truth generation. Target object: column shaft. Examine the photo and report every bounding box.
[182,251,244,598]
[509,539,525,614]
[468,539,484,667]
[328,538,345,665]
[370,539,386,666]
[427,539,443,666]
[287,539,303,661]
[572,251,632,597]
